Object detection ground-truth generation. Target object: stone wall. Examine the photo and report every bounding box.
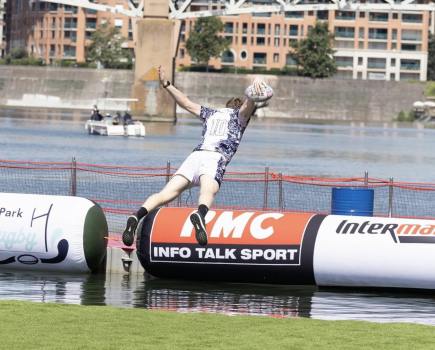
[0,66,426,122]
[176,72,426,122]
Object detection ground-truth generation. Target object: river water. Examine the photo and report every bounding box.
[2,108,435,325]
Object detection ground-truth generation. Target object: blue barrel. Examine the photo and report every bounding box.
[331,187,374,216]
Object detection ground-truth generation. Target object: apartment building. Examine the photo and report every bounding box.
[4,0,431,81]
[177,6,431,81]
[6,0,134,63]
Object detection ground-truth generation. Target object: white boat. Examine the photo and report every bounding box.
[85,117,146,137]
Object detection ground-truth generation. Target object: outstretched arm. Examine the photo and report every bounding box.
[239,77,266,121]
[158,65,201,117]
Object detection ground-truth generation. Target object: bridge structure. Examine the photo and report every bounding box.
[41,0,435,120]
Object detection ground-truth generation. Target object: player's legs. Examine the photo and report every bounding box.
[190,174,221,247]
[122,175,190,246]
[143,174,190,211]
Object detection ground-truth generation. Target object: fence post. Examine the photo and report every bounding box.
[263,167,269,211]
[166,161,171,184]
[278,172,283,212]
[388,177,394,217]
[70,157,77,196]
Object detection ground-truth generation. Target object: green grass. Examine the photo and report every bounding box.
[1,301,435,349]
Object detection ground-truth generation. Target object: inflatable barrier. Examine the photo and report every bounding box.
[137,207,435,290]
[0,193,107,273]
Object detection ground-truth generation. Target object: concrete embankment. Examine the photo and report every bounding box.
[0,65,425,122]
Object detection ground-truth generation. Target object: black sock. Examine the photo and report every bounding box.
[135,207,148,220]
[198,204,209,218]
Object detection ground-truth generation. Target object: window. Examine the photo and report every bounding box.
[401,30,422,41]
[63,45,76,57]
[179,49,185,59]
[317,11,328,20]
[85,18,96,29]
[242,36,247,45]
[242,23,247,34]
[335,27,355,38]
[289,25,298,36]
[273,53,279,63]
[335,56,353,67]
[368,28,387,40]
[368,42,387,50]
[274,38,280,47]
[256,37,265,45]
[369,12,389,22]
[253,52,267,64]
[285,11,303,19]
[401,44,419,51]
[367,58,386,69]
[257,23,266,35]
[402,13,422,23]
[221,50,234,64]
[240,50,247,60]
[274,24,280,36]
[335,11,355,20]
[358,57,363,65]
[400,59,420,71]
[359,28,364,39]
[224,22,234,34]
[391,58,396,67]
[115,19,123,28]
[65,18,78,29]
[286,54,297,66]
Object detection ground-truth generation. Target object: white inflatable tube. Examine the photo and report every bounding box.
[314,215,435,290]
[0,193,107,273]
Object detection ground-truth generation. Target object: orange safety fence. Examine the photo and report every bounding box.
[2,158,435,237]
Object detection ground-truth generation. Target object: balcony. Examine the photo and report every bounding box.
[334,29,355,39]
[400,60,420,71]
[402,13,423,23]
[335,11,356,21]
[367,58,387,69]
[369,12,389,22]
[335,57,353,67]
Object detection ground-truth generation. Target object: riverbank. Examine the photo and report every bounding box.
[3,300,435,349]
[0,66,426,122]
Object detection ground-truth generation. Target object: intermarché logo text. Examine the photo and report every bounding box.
[336,219,435,244]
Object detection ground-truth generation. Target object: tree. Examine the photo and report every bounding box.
[86,22,132,69]
[290,21,337,78]
[185,17,230,70]
[428,34,435,81]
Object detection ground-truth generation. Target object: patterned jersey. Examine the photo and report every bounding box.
[193,106,250,162]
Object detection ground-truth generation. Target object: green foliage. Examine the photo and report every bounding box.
[0,47,44,66]
[396,110,416,122]
[86,22,132,69]
[428,34,435,81]
[186,17,230,69]
[290,21,337,78]
[10,47,28,59]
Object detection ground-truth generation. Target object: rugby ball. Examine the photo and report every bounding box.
[245,81,274,102]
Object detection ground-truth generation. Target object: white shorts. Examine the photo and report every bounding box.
[175,151,227,187]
